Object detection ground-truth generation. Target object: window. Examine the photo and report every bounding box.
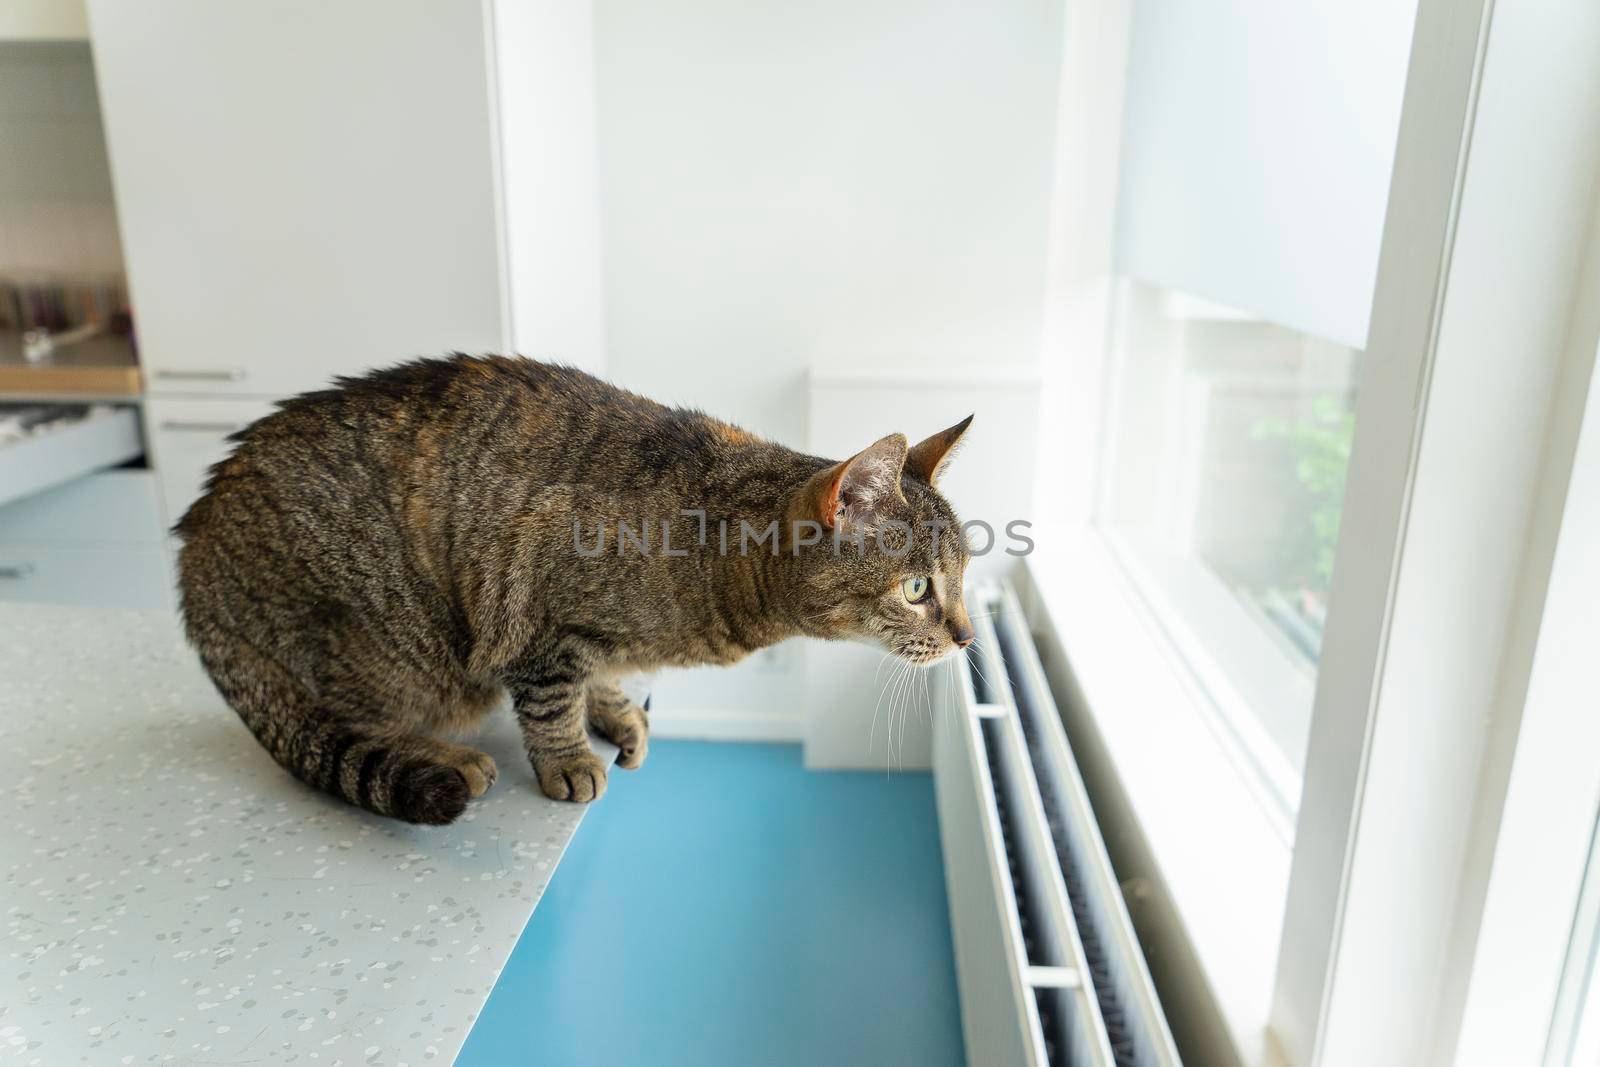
[1074,0,1414,814]
[1032,0,1600,1063]
[1096,279,1359,794]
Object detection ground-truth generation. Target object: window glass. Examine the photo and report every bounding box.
[1093,0,1416,802]
[1097,280,1359,787]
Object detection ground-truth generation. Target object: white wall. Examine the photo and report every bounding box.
[493,0,608,373]
[592,0,1066,446]
[0,42,122,276]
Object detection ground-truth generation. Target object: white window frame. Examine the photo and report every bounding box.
[1450,258,1600,1066]
[1023,0,1600,1064]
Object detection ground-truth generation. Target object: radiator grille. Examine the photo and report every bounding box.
[933,580,1182,1067]
[998,619,1140,1067]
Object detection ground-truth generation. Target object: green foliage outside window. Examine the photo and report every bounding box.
[1250,393,1355,593]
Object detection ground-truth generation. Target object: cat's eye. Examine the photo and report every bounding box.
[902,576,931,604]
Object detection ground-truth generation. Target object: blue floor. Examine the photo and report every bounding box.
[459,741,965,1067]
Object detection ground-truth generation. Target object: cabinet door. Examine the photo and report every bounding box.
[88,0,506,399]
[145,397,278,526]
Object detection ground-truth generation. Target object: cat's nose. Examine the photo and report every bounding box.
[951,623,974,649]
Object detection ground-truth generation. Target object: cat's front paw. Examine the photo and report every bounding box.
[533,749,609,803]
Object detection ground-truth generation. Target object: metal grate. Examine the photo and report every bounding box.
[991,582,1180,1067]
[934,580,1182,1067]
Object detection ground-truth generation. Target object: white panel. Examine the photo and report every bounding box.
[87,0,505,398]
[492,0,608,374]
[1114,0,1417,347]
[645,639,806,736]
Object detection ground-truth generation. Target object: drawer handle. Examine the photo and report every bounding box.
[154,368,247,382]
[159,420,244,433]
[0,563,37,580]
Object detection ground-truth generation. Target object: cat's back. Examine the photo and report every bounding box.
[175,354,744,542]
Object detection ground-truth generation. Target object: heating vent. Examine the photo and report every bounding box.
[934,580,1181,1067]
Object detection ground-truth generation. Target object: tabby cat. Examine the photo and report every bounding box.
[176,355,975,825]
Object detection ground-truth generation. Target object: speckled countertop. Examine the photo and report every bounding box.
[0,604,604,1067]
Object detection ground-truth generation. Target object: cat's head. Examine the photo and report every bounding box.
[784,416,975,665]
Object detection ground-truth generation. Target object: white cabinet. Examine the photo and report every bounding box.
[87,0,509,400]
[85,0,607,533]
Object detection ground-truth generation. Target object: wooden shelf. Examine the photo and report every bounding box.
[0,331,142,398]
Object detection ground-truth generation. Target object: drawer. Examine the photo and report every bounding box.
[144,364,257,397]
[145,397,278,527]
[0,470,165,546]
[0,404,144,511]
[0,542,173,611]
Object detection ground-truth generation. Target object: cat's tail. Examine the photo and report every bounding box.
[195,634,471,826]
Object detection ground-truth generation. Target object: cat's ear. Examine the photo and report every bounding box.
[802,433,908,531]
[904,414,973,486]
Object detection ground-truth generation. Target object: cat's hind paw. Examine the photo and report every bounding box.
[594,704,649,770]
[451,749,499,798]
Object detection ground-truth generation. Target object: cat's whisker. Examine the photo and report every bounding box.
[883,659,908,777]
[966,608,1008,621]
[888,663,907,776]
[901,657,925,770]
[915,659,928,742]
[869,657,904,761]
[872,649,896,687]
[893,669,906,774]
[944,661,954,726]
[893,659,911,769]
[891,658,914,773]
[964,649,996,694]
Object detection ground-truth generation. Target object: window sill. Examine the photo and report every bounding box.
[1101,534,1309,823]
[1021,532,1292,1067]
